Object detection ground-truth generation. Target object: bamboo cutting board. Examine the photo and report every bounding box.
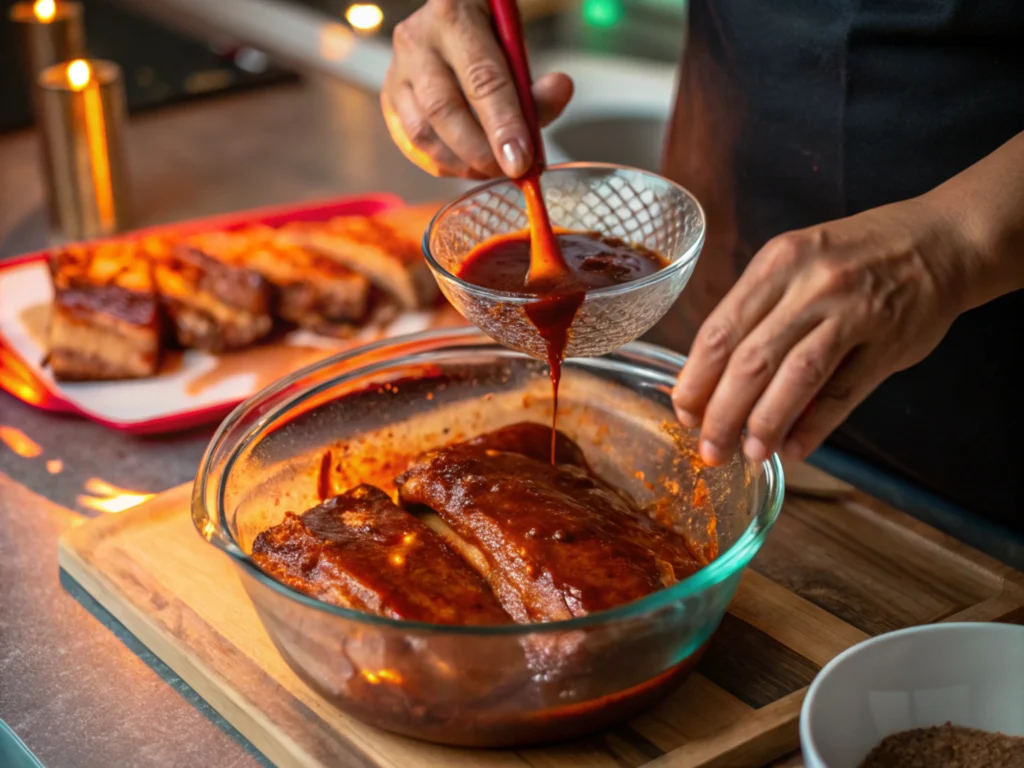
[58,477,1024,768]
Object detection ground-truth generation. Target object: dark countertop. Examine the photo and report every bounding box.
[1,75,1021,768]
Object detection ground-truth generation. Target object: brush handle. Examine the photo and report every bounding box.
[488,0,545,170]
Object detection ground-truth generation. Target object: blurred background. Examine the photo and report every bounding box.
[0,0,686,133]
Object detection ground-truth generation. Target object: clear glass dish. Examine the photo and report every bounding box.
[192,328,783,747]
[424,162,706,359]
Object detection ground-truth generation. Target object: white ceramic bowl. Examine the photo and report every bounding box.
[800,622,1024,768]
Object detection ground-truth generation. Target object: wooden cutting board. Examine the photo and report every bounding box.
[58,478,1024,768]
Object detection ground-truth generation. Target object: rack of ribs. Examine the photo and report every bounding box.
[47,241,162,381]
[396,422,701,623]
[251,484,512,626]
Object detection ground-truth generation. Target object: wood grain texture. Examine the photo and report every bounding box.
[58,481,1024,768]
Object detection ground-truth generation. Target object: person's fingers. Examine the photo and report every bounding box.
[403,47,502,177]
[781,346,881,460]
[532,72,574,127]
[741,318,853,462]
[381,78,476,178]
[672,255,792,430]
[435,3,534,177]
[697,305,824,466]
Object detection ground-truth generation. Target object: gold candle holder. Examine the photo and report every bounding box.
[38,59,132,241]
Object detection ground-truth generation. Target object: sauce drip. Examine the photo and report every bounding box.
[459,231,668,462]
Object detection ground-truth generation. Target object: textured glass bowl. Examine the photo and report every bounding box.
[424,162,706,359]
[192,328,783,747]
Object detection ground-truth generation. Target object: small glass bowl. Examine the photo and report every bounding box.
[192,328,782,747]
[424,162,706,360]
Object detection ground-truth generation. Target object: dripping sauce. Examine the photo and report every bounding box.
[458,230,668,462]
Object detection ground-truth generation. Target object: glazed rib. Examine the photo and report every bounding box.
[251,484,512,625]
[396,425,701,623]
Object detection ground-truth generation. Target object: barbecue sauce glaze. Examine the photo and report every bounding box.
[458,230,668,461]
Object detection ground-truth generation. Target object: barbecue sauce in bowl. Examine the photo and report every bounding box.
[458,230,669,461]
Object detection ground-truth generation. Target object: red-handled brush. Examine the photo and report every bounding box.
[487,0,569,284]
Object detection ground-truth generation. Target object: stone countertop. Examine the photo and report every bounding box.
[0,76,465,768]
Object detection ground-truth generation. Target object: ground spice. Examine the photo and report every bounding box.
[860,723,1024,767]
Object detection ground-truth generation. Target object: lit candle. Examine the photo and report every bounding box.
[9,1,84,109]
[10,1,85,225]
[37,59,132,241]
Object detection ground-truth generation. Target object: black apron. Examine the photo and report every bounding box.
[653,0,1024,527]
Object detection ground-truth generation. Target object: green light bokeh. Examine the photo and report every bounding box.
[582,0,624,28]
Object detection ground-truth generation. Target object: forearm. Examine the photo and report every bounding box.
[924,130,1024,310]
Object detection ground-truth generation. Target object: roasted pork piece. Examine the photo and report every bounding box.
[396,423,701,623]
[47,241,162,381]
[279,203,440,311]
[226,226,375,336]
[251,484,512,625]
[145,232,274,352]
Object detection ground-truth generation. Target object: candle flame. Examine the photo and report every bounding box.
[33,0,56,22]
[77,478,154,514]
[46,459,63,474]
[66,59,91,91]
[0,426,43,458]
[345,3,383,33]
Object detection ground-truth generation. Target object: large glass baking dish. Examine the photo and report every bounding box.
[192,328,784,746]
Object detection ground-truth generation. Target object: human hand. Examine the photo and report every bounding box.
[671,196,976,466]
[381,0,574,179]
